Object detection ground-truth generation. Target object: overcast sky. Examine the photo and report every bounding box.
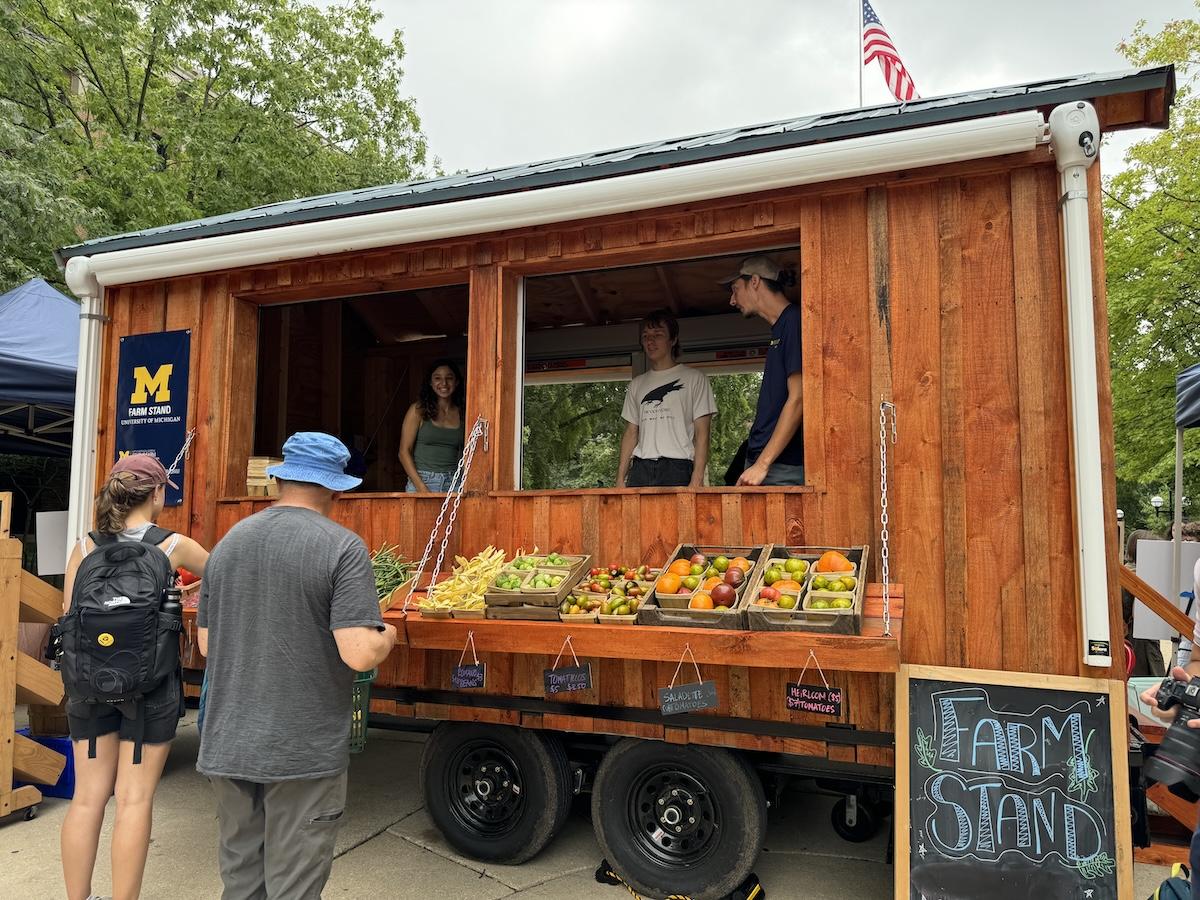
[378,0,1192,177]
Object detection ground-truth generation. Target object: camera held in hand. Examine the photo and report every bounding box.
[1143,675,1200,801]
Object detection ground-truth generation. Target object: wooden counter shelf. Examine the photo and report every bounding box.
[387,584,904,673]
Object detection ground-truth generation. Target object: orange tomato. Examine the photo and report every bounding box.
[702,576,723,591]
[669,559,693,577]
[658,572,682,594]
[730,556,751,572]
[689,592,714,610]
[815,550,853,573]
[774,579,803,593]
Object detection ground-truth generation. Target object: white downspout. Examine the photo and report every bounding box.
[1048,101,1111,669]
[64,256,104,555]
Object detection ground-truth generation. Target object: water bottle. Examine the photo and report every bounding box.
[162,584,182,617]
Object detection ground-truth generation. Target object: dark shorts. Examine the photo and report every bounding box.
[67,674,184,745]
[627,457,694,487]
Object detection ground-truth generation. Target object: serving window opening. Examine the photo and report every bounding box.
[518,248,800,491]
[252,283,469,493]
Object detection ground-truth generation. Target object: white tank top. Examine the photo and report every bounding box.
[79,524,180,558]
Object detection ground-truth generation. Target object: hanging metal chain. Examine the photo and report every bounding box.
[166,428,196,481]
[403,416,488,611]
[879,400,897,637]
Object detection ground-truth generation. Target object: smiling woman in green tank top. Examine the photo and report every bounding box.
[399,359,466,492]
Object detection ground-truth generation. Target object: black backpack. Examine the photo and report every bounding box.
[57,527,181,763]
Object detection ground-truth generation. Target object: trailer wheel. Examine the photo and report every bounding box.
[421,723,572,864]
[831,795,880,843]
[544,732,575,835]
[592,739,766,900]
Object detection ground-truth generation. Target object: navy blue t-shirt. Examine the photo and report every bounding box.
[748,303,804,467]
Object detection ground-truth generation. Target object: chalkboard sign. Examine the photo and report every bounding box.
[896,666,1130,900]
[451,663,486,690]
[659,680,719,715]
[545,663,592,695]
[786,682,843,716]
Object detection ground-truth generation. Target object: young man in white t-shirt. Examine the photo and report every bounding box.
[617,310,716,487]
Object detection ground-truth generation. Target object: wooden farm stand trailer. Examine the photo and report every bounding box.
[55,67,1175,898]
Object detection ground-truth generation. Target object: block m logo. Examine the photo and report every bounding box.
[130,365,173,404]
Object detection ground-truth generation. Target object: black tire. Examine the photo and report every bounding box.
[544,732,575,835]
[420,723,572,864]
[591,739,766,900]
[831,796,880,843]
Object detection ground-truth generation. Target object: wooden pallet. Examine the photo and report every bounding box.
[1,492,67,819]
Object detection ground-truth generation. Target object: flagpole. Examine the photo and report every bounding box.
[857,0,864,107]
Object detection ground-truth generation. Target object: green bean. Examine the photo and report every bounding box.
[371,544,415,599]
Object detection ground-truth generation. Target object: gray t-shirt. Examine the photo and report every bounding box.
[197,506,383,781]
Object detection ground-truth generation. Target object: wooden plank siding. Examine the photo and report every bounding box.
[99,145,1125,767]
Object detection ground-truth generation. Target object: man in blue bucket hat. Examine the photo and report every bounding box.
[196,432,396,899]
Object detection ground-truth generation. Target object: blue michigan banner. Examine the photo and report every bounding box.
[114,330,191,506]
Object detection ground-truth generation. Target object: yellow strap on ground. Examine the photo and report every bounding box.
[603,867,693,900]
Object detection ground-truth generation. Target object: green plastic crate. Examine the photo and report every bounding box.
[350,668,376,754]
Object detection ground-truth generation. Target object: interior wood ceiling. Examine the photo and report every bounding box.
[339,247,798,342]
[524,249,798,330]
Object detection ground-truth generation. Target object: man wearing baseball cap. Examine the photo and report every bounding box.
[723,255,805,486]
[197,432,396,898]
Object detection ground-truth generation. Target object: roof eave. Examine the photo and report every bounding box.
[55,64,1175,267]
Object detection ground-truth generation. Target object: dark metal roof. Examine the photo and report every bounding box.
[57,65,1174,264]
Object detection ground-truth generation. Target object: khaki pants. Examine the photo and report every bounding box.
[210,771,348,900]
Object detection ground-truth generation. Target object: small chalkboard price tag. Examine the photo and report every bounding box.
[451,663,486,689]
[787,682,843,716]
[786,650,842,716]
[451,630,485,690]
[659,680,719,715]
[658,644,718,715]
[545,664,592,694]
[544,636,592,694]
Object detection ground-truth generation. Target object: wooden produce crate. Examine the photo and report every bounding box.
[486,605,562,621]
[484,557,590,609]
[638,544,767,630]
[744,545,868,634]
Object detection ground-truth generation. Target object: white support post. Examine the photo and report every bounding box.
[1048,101,1111,669]
[64,257,104,555]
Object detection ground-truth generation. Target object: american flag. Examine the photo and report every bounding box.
[863,1,920,103]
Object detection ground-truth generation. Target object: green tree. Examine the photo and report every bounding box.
[520,372,763,490]
[1106,6,1200,513]
[0,0,428,290]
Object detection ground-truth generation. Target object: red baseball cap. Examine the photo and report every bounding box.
[110,454,178,489]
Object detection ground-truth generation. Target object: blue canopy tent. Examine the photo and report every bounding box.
[0,279,78,456]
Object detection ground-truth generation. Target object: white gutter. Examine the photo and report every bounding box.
[1048,101,1111,669]
[67,110,1048,288]
[64,256,104,552]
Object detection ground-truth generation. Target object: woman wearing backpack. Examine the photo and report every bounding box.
[59,455,208,900]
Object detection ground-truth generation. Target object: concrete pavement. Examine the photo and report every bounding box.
[1,710,1179,898]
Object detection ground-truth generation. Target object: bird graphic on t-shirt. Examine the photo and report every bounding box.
[641,380,684,406]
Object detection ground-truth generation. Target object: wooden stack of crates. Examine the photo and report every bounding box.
[246,457,282,497]
[0,492,67,819]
